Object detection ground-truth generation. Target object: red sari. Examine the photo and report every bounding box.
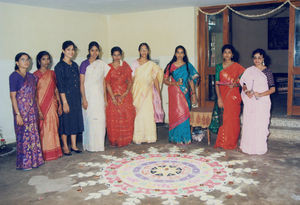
[214,63,245,149]
[105,61,136,147]
[34,70,62,161]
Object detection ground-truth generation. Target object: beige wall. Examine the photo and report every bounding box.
[107,7,197,124]
[107,7,197,60]
[0,2,108,143]
[232,7,289,73]
[0,2,108,60]
[0,3,197,143]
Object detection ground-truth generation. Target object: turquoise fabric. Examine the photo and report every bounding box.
[168,63,199,144]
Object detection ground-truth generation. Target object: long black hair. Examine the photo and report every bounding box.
[252,48,271,67]
[138,43,150,60]
[164,45,190,77]
[222,44,239,62]
[60,40,77,61]
[87,41,100,59]
[15,52,31,70]
[36,51,51,69]
[111,46,123,56]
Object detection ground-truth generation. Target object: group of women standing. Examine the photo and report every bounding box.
[211,44,275,155]
[9,40,199,170]
[9,40,274,170]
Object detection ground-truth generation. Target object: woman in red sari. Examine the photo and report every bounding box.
[34,51,63,160]
[214,44,245,150]
[105,47,135,147]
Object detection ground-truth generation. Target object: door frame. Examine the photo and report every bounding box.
[197,7,229,108]
[287,1,300,115]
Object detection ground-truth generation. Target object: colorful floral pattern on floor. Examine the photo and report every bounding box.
[70,146,259,205]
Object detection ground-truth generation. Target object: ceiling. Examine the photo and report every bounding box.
[0,0,267,14]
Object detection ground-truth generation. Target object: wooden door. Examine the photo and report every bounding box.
[197,8,230,108]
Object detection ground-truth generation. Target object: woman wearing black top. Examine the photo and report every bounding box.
[54,40,84,155]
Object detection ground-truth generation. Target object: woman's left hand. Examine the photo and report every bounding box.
[229,82,237,88]
[58,104,63,116]
[254,92,261,97]
[38,111,44,120]
[191,94,197,105]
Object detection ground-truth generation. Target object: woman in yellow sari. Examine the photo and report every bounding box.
[131,43,163,144]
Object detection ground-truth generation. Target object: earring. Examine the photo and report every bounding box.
[262,61,265,66]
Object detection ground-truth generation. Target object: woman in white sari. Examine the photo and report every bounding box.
[80,42,110,151]
[240,49,275,155]
[131,43,163,144]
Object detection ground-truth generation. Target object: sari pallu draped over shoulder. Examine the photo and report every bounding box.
[83,60,110,152]
[214,62,245,150]
[14,73,44,169]
[132,61,163,144]
[239,66,271,155]
[34,70,62,161]
[105,61,136,147]
[167,63,199,144]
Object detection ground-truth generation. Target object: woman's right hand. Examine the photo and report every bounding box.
[82,99,88,110]
[245,91,254,98]
[112,97,118,105]
[175,81,183,86]
[217,98,224,108]
[63,102,70,113]
[16,115,24,126]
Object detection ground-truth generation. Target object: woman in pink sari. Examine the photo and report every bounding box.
[240,49,275,155]
[34,51,62,161]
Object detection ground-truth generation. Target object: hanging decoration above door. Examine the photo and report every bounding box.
[198,0,300,18]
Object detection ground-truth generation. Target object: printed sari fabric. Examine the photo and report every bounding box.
[10,72,44,169]
[34,70,62,161]
[132,61,163,144]
[105,61,136,147]
[214,63,245,149]
[165,63,199,144]
[239,66,271,155]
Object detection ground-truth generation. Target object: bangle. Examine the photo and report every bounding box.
[16,112,20,115]
[63,101,67,104]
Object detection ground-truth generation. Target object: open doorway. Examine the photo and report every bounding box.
[197,1,300,116]
[231,4,290,117]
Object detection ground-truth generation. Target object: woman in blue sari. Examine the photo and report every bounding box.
[163,46,199,144]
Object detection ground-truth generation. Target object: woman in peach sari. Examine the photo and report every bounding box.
[131,43,163,144]
[214,44,245,150]
[34,51,62,161]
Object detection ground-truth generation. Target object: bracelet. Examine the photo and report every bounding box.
[16,112,20,115]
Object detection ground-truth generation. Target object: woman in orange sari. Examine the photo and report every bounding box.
[106,47,135,147]
[214,44,245,150]
[34,51,63,161]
